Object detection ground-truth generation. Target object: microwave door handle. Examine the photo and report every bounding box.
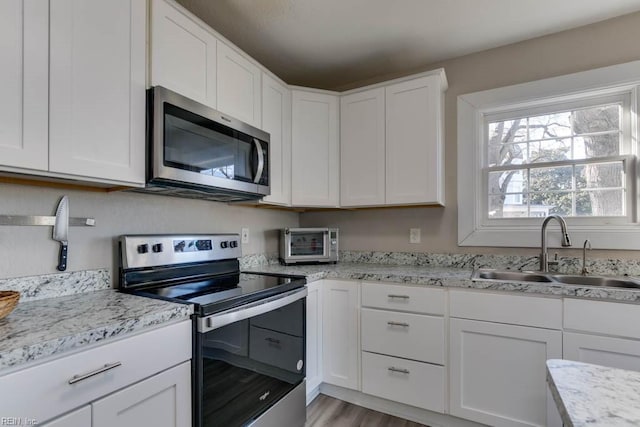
[253,138,264,184]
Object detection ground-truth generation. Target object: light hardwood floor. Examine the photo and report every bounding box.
[305,395,429,427]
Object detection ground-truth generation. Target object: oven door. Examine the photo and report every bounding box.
[151,86,269,196]
[286,228,330,263]
[195,288,307,427]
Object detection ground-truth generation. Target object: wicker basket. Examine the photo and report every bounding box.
[0,291,20,320]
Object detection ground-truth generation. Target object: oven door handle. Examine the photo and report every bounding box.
[197,287,307,333]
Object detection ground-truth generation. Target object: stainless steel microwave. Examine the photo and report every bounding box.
[280,228,339,265]
[142,86,270,202]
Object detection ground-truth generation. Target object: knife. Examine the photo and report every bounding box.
[53,196,69,271]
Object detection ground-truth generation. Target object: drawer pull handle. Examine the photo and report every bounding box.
[68,362,122,385]
[388,366,410,374]
[387,321,410,327]
[388,294,410,300]
[265,337,281,345]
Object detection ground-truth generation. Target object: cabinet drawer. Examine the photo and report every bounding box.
[564,298,640,339]
[361,351,444,413]
[361,308,444,364]
[249,326,304,374]
[449,289,562,329]
[361,282,445,315]
[0,320,191,424]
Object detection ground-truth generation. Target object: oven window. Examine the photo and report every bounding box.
[196,299,305,427]
[163,104,256,183]
[290,232,325,256]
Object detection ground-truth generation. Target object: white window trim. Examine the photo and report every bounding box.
[458,60,640,250]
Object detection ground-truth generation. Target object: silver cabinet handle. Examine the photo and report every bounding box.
[387,321,410,327]
[388,366,410,374]
[68,362,122,385]
[388,294,410,299]
[253,138,265,184]
[265,337,281,345]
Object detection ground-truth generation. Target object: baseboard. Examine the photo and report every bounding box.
[318,383,486,427]
[306,384,321,406]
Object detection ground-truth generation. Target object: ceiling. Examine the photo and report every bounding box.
[176,0,640,90]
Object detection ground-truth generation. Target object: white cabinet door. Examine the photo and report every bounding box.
[261,74,292,206]
[150,0,217,107]
[291,90,340,207]
[322,280,360,390]
[49,0,145,185]
[41,406,91,427]
[92,362,191,427]
[217,42,262,128]
[564,332,640,372]
[340,88,385,207]
[305,280,323,403]
[385,75,444,206]
[450,318,562,427]
[0,0,48,171]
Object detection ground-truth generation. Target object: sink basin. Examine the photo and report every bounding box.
[473,269,552,283]
[549,275,640,289]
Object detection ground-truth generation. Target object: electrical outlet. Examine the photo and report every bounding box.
[409,228,421,244]
[241,228,250,244]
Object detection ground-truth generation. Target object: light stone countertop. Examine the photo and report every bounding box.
[0,289,193,374]
[547,359,640,426]
[244,262,640,302]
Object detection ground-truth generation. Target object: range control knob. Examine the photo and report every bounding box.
[137,244,149,254]
[220,241,229,249]
[152,243,163,253]
[229,240,238,249]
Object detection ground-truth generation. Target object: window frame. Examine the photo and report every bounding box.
[458,61,640,249]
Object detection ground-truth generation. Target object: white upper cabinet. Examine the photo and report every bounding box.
[340,88,386,207]
[386,74,445,206]
[217,42,262,128]
[48,0,145,185]
[291,89,340,207]
[0,0,48,171]
[149,0,217,107]
[261,74,292,206]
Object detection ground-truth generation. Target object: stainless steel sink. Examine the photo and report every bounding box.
[472,269,640,289]
[473,269,552,283]
[549,275,640,289]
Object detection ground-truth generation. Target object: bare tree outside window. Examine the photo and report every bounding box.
[487,103,625,219]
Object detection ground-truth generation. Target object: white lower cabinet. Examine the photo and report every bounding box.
[564,332,640,371]
[1,321,192,426]
[306,280,324,401]
[92,362,191,427]
[449,290,562,427]
[322,280,360,390]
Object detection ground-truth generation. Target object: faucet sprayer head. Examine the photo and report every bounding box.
[562,233,571,247]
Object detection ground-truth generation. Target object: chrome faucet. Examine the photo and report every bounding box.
[540,214,571,272]
[581,239,592,276]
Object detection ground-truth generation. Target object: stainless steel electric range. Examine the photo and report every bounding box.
[118,234,307,427]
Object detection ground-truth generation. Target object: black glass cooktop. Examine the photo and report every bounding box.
[130,272,306,316]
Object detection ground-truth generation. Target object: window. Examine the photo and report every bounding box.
[458,61,640,249]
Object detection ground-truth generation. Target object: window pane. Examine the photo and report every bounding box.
[529,139,570,163]
[530,166,572,191]
[489,194,529,218]
[488,143,528,167]
[529,112,572,140]
[573,104,620,134]
[572,134,620,159]
[488,119,526,145]
[488,170,527,195]
[576,162,623,189]
[529,191,572,216]
[576,190,624,216]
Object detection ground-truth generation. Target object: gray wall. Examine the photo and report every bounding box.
[0,183,298,280]
[301,11,640,260]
